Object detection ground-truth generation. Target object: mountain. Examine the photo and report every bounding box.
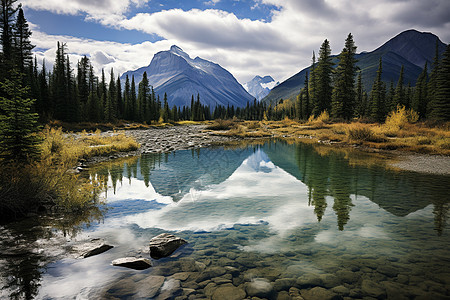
[243,75,278,101]
[262,29,447,105]
[120,45,253,108]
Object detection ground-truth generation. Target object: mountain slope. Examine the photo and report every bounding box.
[121,46,253,108]
[243,75,277,101]
[262,29,447,105]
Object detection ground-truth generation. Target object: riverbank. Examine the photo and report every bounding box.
[91,123,450,176]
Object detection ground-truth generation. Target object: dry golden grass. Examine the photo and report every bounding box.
[208,114,450,155]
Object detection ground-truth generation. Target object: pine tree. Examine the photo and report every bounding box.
[370,58,385,122]
[427,39,440,116]
[386,80,395,112]
[308,51,317,115]
[124,75,130,120]
[355,71,364,117]
[303,72,310,118]
[0,69,40,162]
[162,92,170,122]
[313,39,334,115]
[430,44,450,121]
[37,59,50,119]
[116,76,122,119]
[393,65,405,108]
[105,68,116,121]
[137,72,149,122]
[77,56,89,120]
[130,75,136,121]
[0,0,17,76]
[412,63,428,118]
[331,33,358,120]
[13,5,34,74]
[99,69,107,121]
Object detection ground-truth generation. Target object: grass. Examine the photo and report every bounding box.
[0,127,141,222]
[206,114,450,156]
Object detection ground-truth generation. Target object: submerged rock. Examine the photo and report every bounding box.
[245,278,275,298]
[111,257,152,270]
[149,233,187,259]
[73,238,113,258]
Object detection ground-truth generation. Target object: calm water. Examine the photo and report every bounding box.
[1,140,449,299]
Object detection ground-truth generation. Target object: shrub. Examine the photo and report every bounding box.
[347,125,375,142]
[206,119,235,130]
[385,105,419,131]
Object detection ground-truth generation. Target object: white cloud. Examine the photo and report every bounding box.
[204,0,221,5]
[27,0,450,84]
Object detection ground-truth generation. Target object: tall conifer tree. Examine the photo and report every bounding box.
[331,33,358,120]
[313,39,333,115]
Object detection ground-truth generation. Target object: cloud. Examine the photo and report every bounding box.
[22,0,137,16]
[118,9,291,52]
[27,0,450,85]
[204,0,221,5]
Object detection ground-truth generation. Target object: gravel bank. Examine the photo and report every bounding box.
[389,154,450,175]
[128,125,238,153]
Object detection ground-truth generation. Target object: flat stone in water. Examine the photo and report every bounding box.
[73,238,113,258]
[149,233,187,259]
[111,257,152,270]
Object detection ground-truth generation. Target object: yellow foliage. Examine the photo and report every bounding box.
[384,105,419,134]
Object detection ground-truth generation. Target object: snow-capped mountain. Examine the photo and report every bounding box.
[243,75,277,101]
[120,45,253,108]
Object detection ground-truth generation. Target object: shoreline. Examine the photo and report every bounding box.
[84,124,450,176]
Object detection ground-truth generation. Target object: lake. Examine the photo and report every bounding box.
[1,140,449,299]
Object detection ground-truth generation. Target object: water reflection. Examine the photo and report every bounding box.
[0,207,105,299]
[92,141,450,235]
[4,140,448,299]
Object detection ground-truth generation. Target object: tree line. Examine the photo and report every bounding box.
[1,1,450,162]
[295,34,450,122]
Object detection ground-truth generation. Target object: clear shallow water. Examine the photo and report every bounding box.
[1,141,449,299]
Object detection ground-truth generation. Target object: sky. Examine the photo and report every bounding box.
[23,0,450,85]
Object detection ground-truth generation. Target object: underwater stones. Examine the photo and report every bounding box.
[318,274,340,288]
[273,278,296,292]
[300,287,340,300]
[156,278,182,300]
[74,238,113,258]
[377,265,399,277]
[245,278,275,298]
[195,266,227,282]
[335,270,360,284]
[288,287,304,300]
[331,285,350,296]
[211,283,246,300]
[135,275,165,298]
[171,272,192,281]
[296,274,322,288]
[149,233,187,259]
[361,279,386,298]
[111,257,152,270]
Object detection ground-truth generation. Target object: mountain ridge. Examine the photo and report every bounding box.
[262,29,447,105]
[121,46,253,108]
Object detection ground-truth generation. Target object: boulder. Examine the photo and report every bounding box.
[361,279,385,298]
[135,275,165,298]
[149,233,187,259]
[300,287,340,300]
[112,257,152,270]
[245,278,275,298]
[73,238,113,258]
[212,283,246,300]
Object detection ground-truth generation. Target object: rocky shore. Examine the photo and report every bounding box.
[128,125,238,154]
[83,125,240,165]
[82,124,450,176]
